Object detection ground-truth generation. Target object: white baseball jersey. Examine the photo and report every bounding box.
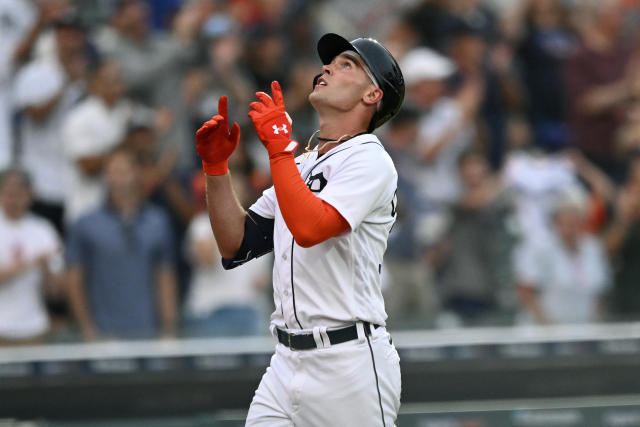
[249,134,398,331]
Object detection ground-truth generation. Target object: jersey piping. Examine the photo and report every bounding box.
[287,139,384,330]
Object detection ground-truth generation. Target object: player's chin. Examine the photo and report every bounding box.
[308,90,322,106]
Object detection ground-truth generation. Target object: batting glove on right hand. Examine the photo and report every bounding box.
[196,96,241,176]
[248,81,298,158]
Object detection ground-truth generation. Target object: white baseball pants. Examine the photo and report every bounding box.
[246,323,401,426]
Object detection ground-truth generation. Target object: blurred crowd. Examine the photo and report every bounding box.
[1,0,640,344]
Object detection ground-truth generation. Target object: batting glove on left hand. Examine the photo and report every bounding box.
[248,81,298,158]
[196,96,241,175]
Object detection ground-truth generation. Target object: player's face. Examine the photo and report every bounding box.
[309,52,381,113]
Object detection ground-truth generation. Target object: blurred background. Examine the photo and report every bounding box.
[2,0,640,425]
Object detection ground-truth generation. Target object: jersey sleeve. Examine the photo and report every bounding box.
[248,185,277,219]
[316,144,397,231]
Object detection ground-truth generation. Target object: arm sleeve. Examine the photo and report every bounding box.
[268,153,351,248]
[221,209,276,270]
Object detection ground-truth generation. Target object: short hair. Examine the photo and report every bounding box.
[0,166,32,190]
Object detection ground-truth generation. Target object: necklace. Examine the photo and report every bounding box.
[304,130,365,153]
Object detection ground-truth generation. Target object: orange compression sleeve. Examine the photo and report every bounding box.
[269,152,350,248]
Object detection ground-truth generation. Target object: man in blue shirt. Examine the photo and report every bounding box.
[66,149,177,340]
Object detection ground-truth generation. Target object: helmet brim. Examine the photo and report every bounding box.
[317,33,358,66]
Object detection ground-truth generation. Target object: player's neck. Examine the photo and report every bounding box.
[316,115,368,154]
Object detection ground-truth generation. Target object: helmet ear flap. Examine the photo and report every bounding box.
[312,73,322,90]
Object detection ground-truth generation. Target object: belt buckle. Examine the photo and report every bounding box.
[287,333,292,349]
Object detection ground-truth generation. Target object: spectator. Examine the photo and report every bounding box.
[429,150,514,325]
[400,0,450,51]
[401,46,480,210]
[502,116,584,247]
[513,0,577,152]
[126,114,194,297]
[93,0,207,170]
[127,114,193,228]
[502,116,616,244]
[0,0,36,169]
[61,60,133,223]
[182,174,271,338]
[446,18,523,168]
[605,153,640,318]
[565,0,637,179]
[92,0,202,106]
[14,15,87,234]
[193,13,254,131]
[244,27,289,91]
[617,64,640,157]
[383,108,438,324]
[66,149,178,340]
[0,168,63,344]
[516,188,610,324]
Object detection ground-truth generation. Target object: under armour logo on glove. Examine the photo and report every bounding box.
[249,81,299,158]
[273,124,288,135]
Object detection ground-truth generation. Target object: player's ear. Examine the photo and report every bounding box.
[362,87,383,106]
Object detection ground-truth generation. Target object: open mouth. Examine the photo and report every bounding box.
[316,76,328,88]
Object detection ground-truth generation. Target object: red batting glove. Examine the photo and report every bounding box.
[196,96,241,175]
[248,81,298,158]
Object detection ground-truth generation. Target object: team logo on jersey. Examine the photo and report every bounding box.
[272,124,288,135]
[391,189,398,217]
[306,172,328,193]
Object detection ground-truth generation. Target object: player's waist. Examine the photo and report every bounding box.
[273,321,383,351]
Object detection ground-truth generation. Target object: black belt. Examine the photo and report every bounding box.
[276,322,380,351]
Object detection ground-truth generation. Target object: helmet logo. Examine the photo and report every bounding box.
[272,124,288,135]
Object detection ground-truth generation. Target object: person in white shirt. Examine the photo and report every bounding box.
[61,60,132,223]
[196,33,404,426]
[515,188,610,324]
[14,17,86,232]
[182,211,272,337]
[400,47,482,211]
[0,0,36,169]
[0,168,63,343]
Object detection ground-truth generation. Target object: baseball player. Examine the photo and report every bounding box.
[195,33,405,426]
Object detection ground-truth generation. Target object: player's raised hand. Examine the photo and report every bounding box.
[248,81,298,158]
[196,96,241,175]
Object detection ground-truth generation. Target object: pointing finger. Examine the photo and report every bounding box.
[271,81,284,106]
[217,96,229,125]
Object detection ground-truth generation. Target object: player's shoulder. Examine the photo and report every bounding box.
[349,134,396,173]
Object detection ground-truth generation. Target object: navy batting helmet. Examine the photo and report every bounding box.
[314,33,405,132]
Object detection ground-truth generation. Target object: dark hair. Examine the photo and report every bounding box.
[0,166,32,190]
[53,13,85,32]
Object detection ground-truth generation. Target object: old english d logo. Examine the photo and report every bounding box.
[306,172,328,193]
